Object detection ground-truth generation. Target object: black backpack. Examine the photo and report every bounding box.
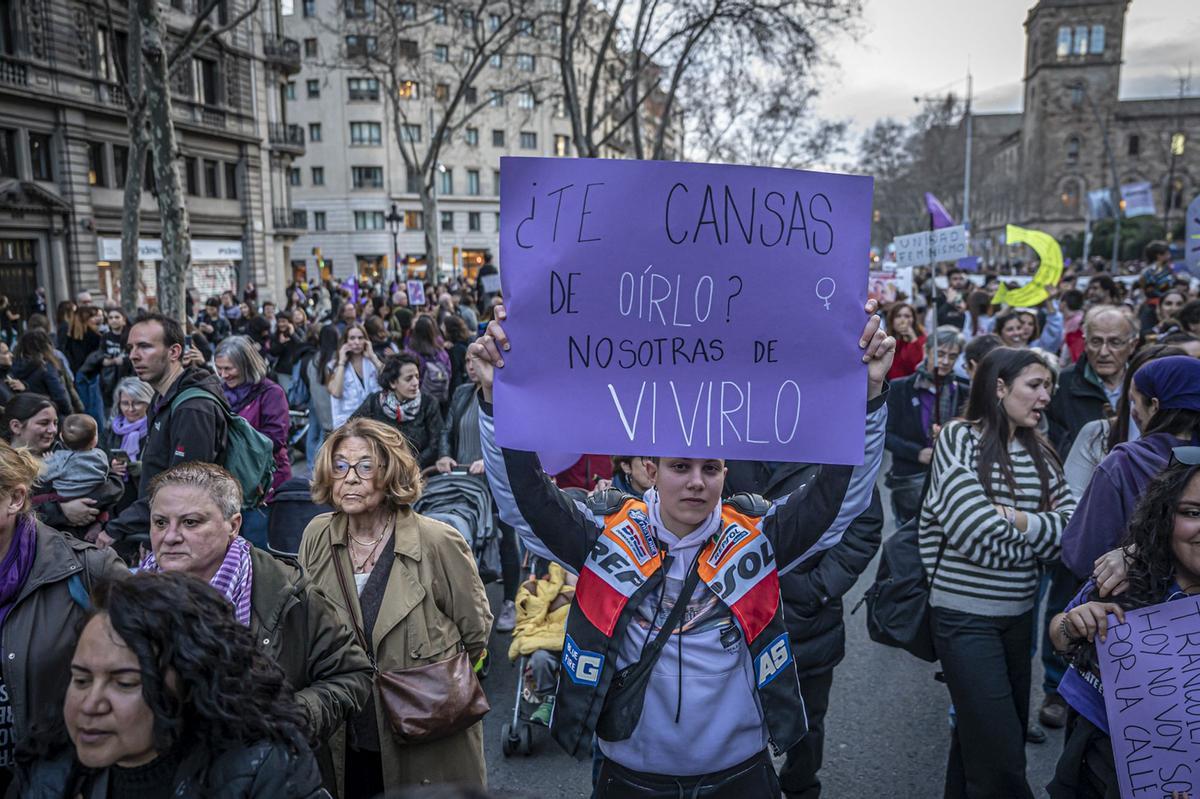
[856,516,947,662]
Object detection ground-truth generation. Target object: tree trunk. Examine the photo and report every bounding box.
[119,7,146,317]
[420,188,440,285]
[140,0,190,323]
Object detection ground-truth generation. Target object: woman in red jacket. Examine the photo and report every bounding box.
[886,301,927,380]
[214,335,292,549]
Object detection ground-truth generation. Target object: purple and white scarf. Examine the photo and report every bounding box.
[110,414,149,462]
[140,536,254,626]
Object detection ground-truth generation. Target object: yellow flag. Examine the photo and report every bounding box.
[991,224,1064,307]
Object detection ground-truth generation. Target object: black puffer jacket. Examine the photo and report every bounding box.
[17,740,327,798]
[780,487,884,678]
[349,390,443,469]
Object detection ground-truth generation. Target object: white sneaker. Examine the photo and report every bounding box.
[495,600,517,633]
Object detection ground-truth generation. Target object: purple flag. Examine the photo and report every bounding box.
[956,256,979,272]
[496,157,874,464]
[925,193,956,230]
[1096,594,1200,798]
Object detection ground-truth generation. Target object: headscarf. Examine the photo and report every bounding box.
[0,516,37,631]
[110,413,149,461]
[1133,356,1200,411]
[140,536,254,626]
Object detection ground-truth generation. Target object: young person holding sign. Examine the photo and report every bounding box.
[471,301,893,797]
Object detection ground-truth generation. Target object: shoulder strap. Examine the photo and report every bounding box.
[331,541,375,668]
[616,557,703,687]
[170,386,231,420]
[67,572,90,611]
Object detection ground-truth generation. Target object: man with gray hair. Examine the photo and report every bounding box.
[1045,304,1137,455]
[141,460,372,792]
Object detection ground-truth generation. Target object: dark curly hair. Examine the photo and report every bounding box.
[92,572,311,756]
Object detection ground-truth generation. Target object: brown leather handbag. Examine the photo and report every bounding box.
[334,555,490,743]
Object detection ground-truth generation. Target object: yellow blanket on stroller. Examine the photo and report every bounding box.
[507,562,575,661]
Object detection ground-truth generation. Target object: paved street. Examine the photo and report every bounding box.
[479,470,1066,797]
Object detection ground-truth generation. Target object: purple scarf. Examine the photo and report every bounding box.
[0,516,37,631]
[110,414,149,462]
[140,536,254,626]
[223,382,256,413]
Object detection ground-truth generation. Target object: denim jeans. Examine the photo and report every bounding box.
[931,605,1035,799]
[305,416,326,467]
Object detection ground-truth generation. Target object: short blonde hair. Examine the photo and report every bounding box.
[0,440,45,513]
[149,462,243,520]
[310,418,423,509]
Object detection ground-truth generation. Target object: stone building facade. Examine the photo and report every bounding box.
[967,0,1199,261]
[0,0,303,313]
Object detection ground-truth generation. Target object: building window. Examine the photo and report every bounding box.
[1128,134,1140,157]
[313,211,326,230]
[490,53,502,69]
[311,166,324,186]
[183,156,198,194]
[1168,178,1185,209]
[1073,25,1088,56]
[440,211,453,231]
[398,39,418,59]
[350,122,382,145]
[204,160,219,196]
[288,167,302,186]
[439,168,453,194]
[460,10,475,29]
[489,89,504,107]
[354,210,386,230]
[303,38,318,57]
[467,169,480,196]
[434,83,449,101]
[520,131,537,150]
[306,79,320,98]
[87,142,106,187]
[465,127,479,146]
[302,0,315,16]
[494,212,500,232]
[432,4,446,24]
[193,57,220,105]
[517,90,534,109]
[401,123,421,142]
[345,0,373,19]
[285,82,296,100]
[434,44,448,62]
[492,129,505,147]
[488,13,501,31]
[468,212,481,231]
[397,2,415,19]
[28,133,52,181]
[1056,26,1071,59]
[1089,25,1105,54]
[518,17,533,35]
[492,169,500,194]
[225,162,239,199]
[398,80,419,100]
[1060,180,1080,212]
[352,166,384,188]
[462,47,476,65]
[464,86,477,104]
[1171,132,1186,156]
[406,164,420,193]
[309,123,322,142]
[517,53,534,71]
[404,210,423,230]
[1069,83,1084,108]
[1066,135,1080,164]
[345,35,377,56]
[347,77,380,101]
[112,145,128,186]
[555,134,570,157]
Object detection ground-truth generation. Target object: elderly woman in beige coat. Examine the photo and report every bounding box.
[300,417,492,797]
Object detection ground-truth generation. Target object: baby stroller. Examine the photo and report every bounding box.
[415,470,501,583]
[267,475,333,557]
[501,557,576,757]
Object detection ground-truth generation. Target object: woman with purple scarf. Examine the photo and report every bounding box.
[0,440,126,793]
[214,335,292,550]
[105,377,152,513]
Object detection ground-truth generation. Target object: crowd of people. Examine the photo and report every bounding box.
[0,239,1195,798]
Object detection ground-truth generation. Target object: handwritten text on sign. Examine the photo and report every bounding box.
[494,157,874,464]
[1097,595,1200,799]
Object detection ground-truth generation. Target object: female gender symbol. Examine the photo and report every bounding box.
[815,277,837,310]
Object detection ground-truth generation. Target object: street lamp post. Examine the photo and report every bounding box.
[386,203,402,290]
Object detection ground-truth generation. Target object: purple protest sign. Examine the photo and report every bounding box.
[495,157,874,464]
[1096,595,1200,799]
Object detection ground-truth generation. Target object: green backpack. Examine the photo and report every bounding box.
[169,387,276,510]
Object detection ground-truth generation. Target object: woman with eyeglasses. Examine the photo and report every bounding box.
[1047,454,1200,798]
[1061,356,1200,582]
[299,417,492,796]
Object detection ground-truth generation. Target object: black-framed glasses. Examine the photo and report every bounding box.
[1170,447,1200,467]
[332,459,376,480]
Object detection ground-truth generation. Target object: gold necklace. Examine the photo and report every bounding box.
[349,513,391,573]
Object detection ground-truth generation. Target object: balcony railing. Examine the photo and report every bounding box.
[268,122,305,155]
[263,35,301,74]
[0,55,29,87]
[273,208,307,233]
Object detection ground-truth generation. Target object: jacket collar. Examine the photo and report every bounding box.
[330,506,422,562]
[18,522,85,604]
[248,547,302,635]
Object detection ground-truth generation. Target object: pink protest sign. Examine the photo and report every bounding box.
[1096,595,1200,798]
[495,157,874,464]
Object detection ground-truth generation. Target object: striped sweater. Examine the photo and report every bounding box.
[919,420,1076,617]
